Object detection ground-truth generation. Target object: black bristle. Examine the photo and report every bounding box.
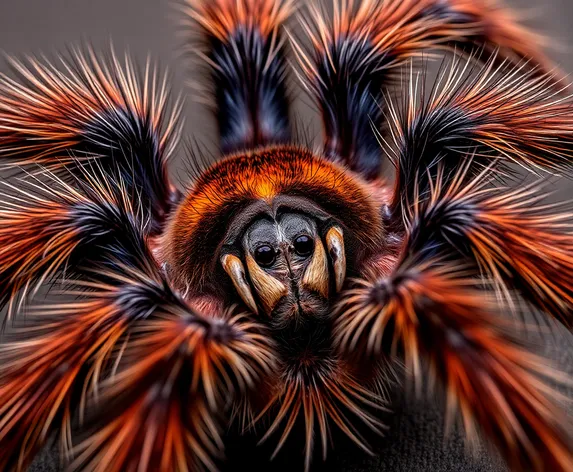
[295,0,561,181]
[0,171,149,313]
[210,27,291,153]
[80,105,178,235]
[388,55,573,223]
[314,37,389,178]
[187,0,292,154]
[0,49,182,236]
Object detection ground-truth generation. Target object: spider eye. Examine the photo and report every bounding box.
[293,235,314,257]
[254,245,276,267]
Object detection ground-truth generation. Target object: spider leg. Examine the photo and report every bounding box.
[334,169,573,471]
[406,168,573,329]
[0,49,182,235]
[0,171,275,471]
[389,55,573,222]
[0,169,141,313]
[293,0,560,180]
[184,0,293,154]
[385,57,573,329]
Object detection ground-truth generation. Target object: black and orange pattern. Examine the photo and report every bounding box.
[335,261,573,471]
[388,55,573,219]
[334,164,573,471]
[0,49,181,234]
[0,0,572,471]
[184,0,293,152]
[0,171,146,314]
[292,0,559,178]
[164,146,383,293]
[0,170,274,472]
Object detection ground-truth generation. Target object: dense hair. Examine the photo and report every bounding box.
[0,0,572,471]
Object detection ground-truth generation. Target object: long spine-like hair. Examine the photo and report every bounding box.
[293,0,558,178]
[335,168,573,471]
[388,55,573,218]
[382,53,573,326]
[0,49,182,234]
[408,169,573,328]
[336,262,573,471]
[0,171,276,471]
[253,355,387,471]
[0,171,146,313]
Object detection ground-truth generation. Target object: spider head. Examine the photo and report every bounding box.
[164,146,383,352]
[219,199,346,349]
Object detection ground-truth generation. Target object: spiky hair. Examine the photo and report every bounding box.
[183,0,293,152]
[292,0,559,178]
[0,169,276,472]
[387,55,573,219]
[0,49,182,234]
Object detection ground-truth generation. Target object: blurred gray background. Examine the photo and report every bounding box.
[0,1,572,471]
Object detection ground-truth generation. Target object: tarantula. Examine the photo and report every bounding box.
[0,0,572,470]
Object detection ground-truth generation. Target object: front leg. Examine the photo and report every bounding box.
[0,50,182,236]
[293,0,561,180]
[0,170,275,471]
[334,171,573,471]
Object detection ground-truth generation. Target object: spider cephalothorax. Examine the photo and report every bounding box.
[0,0,573,471]
[164,147,383,300]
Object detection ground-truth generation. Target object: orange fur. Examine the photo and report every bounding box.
[255,357,386,471]
[417,169,573,328]
[0,172,146,316]
[0,197,80,310]
[0,276,275,471]
[185,0,292,41]
[164,146,384,292]
[387,56,573,186]
[70,311,275,472]
[0,49,178,167]
[0,1,571,470]
[335,263,573,472]
[0,299,130,471]
[297,0,554,78]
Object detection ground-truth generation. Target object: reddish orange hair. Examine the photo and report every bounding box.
[164,146,384,291]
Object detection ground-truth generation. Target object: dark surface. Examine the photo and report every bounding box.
[0,0,572,470]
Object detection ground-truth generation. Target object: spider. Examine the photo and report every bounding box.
[0,0,572,470]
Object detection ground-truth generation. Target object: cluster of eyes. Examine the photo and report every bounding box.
[254,235,315,267]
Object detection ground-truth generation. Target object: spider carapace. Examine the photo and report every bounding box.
[0,0,572,471]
